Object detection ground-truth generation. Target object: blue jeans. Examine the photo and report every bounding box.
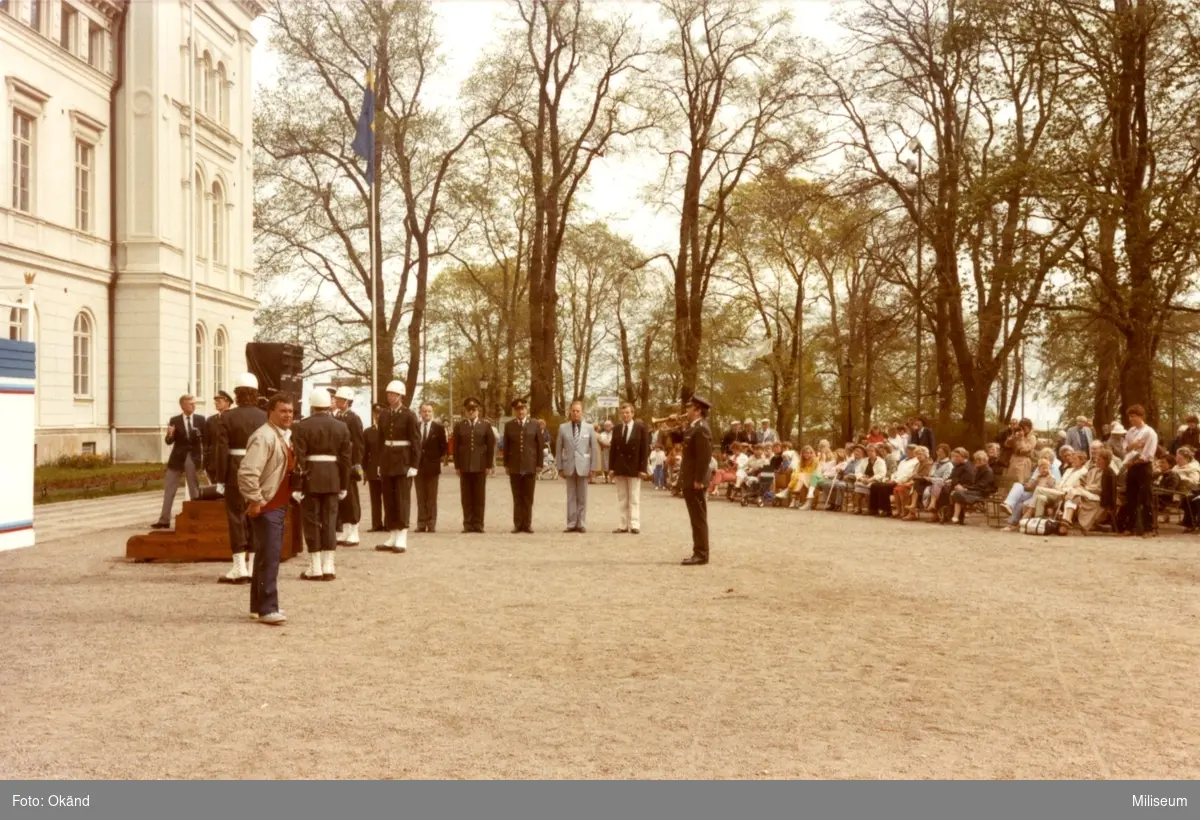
[250,505,287,616]
[653,465,665,488]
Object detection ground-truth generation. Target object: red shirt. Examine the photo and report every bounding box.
[261,441,295,514]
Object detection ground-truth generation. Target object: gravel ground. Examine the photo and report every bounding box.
[2,475,1198,779]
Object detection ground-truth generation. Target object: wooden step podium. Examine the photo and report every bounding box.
[126,499,303,562]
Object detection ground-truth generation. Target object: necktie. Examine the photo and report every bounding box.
[573,423,579,439]
[184,416,191,439]
[625,423,631,443]
[422,422,428,443]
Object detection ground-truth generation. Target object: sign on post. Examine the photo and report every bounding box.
[596,396,620,409]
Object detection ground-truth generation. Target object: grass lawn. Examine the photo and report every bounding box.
[34,462,165,504]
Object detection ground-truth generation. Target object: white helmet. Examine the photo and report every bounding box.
[309,390,332,409]
[385,380,405,396]
[236,372,259,390]
[334,386,356,401]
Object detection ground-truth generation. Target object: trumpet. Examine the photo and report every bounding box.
[652,413,684,426]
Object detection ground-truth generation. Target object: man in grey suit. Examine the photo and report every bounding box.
[556,400,602,533]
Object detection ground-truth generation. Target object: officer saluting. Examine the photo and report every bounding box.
[680,394,714,566]
[375,380,420,554]
[454,398,495,533]
[503,398,540,534]
[212,373,268,584]
[292,390,352,580]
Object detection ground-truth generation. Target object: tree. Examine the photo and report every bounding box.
[654,0,809,404]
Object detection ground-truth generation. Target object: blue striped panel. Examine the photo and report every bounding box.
[0,340,36,380]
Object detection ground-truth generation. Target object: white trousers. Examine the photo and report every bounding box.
[615,475,641,530]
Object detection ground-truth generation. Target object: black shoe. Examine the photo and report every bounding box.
[631,528,640,535]
[613,528,629,534]
[524,528,535,534]
[564,527,578,533]
[512,528,521,534]
[681,555,708,566]
[428,527,436,533]
[577,527,587,534]
[368,526,386,532]
[463,528,471,534]
[151,522,170,529]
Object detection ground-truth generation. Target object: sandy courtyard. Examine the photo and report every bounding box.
[2,475,1198,779]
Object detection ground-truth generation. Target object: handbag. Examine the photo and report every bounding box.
[1019,517,1061,536]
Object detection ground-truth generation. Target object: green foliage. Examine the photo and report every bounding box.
[52,453,113,470]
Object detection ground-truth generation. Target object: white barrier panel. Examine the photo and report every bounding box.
[0,339,36,552]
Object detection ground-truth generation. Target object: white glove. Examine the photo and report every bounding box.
[338,490,348,500]
[291,491,304,504]
[215,483,225,496]
[406,468,418,478]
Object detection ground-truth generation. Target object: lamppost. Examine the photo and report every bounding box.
[902,139,925,417]
[479,375,490,420]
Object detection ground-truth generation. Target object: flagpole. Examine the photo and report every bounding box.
[369,64,378,405]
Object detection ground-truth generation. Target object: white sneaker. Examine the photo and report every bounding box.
[220,552,250,584]
[260,611,287,625]
[321,550,336,579]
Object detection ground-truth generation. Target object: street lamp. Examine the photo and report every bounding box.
[901,138,925,417]
[479,375,490,419]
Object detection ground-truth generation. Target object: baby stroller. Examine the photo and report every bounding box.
[537,448,558,480]
[741,470,774,507]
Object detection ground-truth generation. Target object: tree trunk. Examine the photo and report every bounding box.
[961,386,990,451]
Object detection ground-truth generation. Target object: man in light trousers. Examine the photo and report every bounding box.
[556,400,601,534]
[609,402,650,534]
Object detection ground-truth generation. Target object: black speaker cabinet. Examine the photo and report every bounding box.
[245,343,303,397]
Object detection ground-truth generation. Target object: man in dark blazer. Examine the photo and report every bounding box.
[911,415,936,454]
[363,404,385,532]
[680,395,714,566]
[154,394,205,530]
[454,397,496,533]
[414,401,448,532]
[211,374,268,584]
[375,379,420,554]
[204,390,232,483]
[609,402,650,534]
[503,398,541,534]
[292,389,352,580]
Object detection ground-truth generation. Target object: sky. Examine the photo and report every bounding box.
[249,1,1064,429]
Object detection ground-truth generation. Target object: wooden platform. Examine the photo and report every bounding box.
[126,499,303,562]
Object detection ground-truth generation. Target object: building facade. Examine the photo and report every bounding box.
[1,0,262,463]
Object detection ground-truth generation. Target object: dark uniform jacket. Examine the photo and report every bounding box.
[680,419,713,490]
[416,419,448,476]
[165,413,205,471]
[203,413,225,481]
[335,408,366,471]
[363,425,382,481]
[212,405,267,483]
[292,411,352,494]
[503,417,541,475]
[377,405,420,476]
[609,420,650,478]
[454,418,496,474]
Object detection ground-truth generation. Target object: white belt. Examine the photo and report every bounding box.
[385,441,411,447]
[308,455,337,462]
[229,448,247,456]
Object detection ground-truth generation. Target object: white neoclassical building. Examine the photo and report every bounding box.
[1,0,262,463]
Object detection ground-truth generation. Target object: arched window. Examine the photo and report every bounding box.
[73,311,92,397]
[194,324,206,396]
[211,180,224,263]
[201,51,212,116]
[212,327,227,394]
[194,170,204,259]
[7,307,22,340]
[216,62,227,125]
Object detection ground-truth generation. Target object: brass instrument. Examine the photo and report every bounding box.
[652,413,684,427]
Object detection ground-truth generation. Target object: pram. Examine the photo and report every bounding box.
[537,448,558,480]
[740,470,774,507]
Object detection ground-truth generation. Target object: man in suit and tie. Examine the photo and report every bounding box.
[415,401,448,532]
[556,400,602,533]
[680,394,714,565]
[153,394,205,530]
[609,402,650,535]
[910,415,936,454]
[504,398,541,534]
[453,397,496,533]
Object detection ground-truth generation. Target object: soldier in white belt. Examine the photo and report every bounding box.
[375,380,420,553]
[211,373,268,584]
[291,390,352,580]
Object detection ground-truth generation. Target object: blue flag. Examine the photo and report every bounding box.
[351,69,375,185]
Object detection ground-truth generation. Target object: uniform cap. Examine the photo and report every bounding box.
[335,386,356,401]
[214,390,233,403]
[385,380,406,396]
[236,373,259,390]
[464,397,481,409]
[688,394,711,410]
[309,390,332,409]
[510,398,526,410]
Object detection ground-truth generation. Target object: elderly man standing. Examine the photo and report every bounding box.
[152,394,205,530]
[557,400,602,533]
[759,418,778,445]
[609,402,650,534]
[1065,416,1093,453]
[238,393,296,626]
